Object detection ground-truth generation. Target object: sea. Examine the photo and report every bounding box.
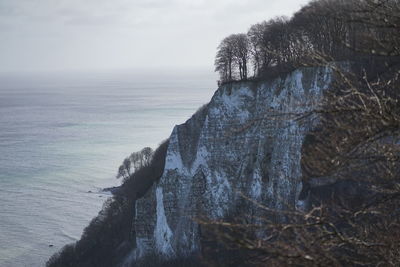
[0,68,216,267]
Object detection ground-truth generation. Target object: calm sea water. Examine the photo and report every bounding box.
[0,69,216,267]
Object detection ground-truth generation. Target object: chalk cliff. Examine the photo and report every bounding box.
[129,65,335,262]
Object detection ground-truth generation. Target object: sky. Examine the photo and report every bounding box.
[0,0,311,73]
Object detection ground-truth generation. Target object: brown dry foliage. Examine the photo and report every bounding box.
[203,1,400,266]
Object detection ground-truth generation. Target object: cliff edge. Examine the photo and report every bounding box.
[129,65,334,263]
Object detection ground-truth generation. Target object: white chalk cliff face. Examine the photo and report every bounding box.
[132,66,333,261]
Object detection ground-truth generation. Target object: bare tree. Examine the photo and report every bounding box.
[129,147,153,172]
[215,35,236,82]
[232,33,251,80]
[116,158,131,180]
[215,33,251,82]
[116,147,154,181]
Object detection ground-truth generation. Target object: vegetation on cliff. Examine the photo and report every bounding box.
[204,0,400,266]
[47,140,169,267]
[48,0,400,266]
[215,0,400,83]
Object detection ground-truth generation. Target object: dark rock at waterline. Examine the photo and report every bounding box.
[102,186,122,195]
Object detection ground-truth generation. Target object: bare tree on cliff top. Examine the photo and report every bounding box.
[215,35,236,83]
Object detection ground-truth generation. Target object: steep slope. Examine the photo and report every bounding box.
[129,65,335,263]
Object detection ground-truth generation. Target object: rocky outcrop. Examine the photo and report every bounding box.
[130,66,335,262]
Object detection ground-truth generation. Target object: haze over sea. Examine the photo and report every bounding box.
[0,69,216,267]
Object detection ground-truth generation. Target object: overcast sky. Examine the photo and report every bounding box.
[0,0,311,72]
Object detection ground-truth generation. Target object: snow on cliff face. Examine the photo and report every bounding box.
[133,66,333,260]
